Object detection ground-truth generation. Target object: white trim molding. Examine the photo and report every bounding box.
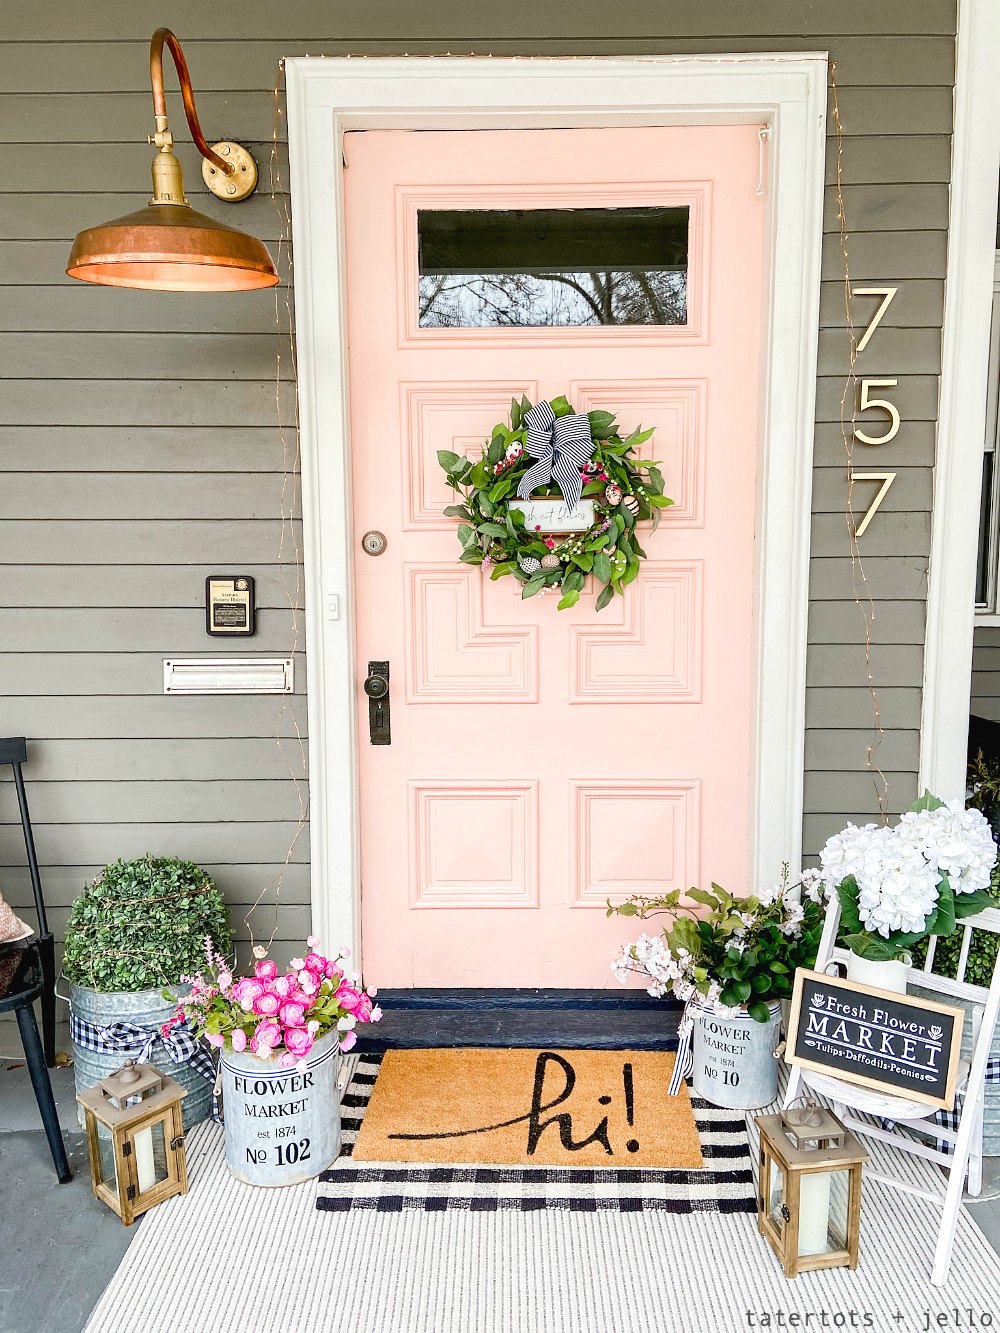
[284,54,827,959]
[921,0,1000,799]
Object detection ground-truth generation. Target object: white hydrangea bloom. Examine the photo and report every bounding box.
[896,800,996,895]
[819,822,883,890]
[854,833,941,937]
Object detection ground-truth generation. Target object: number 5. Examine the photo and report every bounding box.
[854,378,900,446]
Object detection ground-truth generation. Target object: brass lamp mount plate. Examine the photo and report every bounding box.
[202,141,259,201]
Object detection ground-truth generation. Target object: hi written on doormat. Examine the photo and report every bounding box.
[316,1050,757,1214]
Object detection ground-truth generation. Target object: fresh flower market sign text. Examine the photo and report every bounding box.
[786,970,964,1109]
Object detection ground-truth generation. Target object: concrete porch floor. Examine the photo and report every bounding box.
[3,1013,1000,1333]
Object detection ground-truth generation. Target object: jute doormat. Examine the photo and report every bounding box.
[318,1053,756,1213]
[352,1047,703,1169]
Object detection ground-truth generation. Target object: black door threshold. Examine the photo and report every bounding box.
[356,988,681,1051]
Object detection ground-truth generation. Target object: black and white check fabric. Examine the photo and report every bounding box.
[316,1054,756,1214]
[69,1011,219,1120]
[933,1056,1000,1154]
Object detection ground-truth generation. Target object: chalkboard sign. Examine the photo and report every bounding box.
[786,969,964,1110]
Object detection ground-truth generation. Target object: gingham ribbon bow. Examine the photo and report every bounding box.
[668,1001,696,1096]
[516,400,595,514]
[69,1012,216,1085]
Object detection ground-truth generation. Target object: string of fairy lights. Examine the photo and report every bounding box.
[829,60,889,821]
[240,52,891,955]
[240,60,309,953]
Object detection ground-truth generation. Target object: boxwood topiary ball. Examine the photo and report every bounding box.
[62,854,233,993]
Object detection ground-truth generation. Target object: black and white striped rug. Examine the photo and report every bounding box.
[316,1053,756,1213]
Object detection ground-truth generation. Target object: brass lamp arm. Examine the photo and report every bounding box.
[149,27,233,177]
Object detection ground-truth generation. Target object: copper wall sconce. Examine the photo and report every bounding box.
[67,28,279,292]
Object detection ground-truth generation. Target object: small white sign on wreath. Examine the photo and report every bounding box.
[507,498,595,533]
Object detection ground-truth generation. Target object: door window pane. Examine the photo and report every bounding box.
[417,206,688,328]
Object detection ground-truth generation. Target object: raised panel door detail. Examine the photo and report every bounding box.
[410,780,539,908]
[570,779,702,907]
[570,562,704,704]
[570,379,707,528]
[401,382,538,530]
[405,565,539,702]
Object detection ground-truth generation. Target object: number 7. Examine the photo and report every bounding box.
[854,286,897,354]
[852,471,897,538]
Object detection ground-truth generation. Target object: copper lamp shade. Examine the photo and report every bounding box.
[68,204,278,292]
[67,29,278,293]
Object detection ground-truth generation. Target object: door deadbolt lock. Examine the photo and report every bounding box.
[362,530,388,557]
[365,661,391,744]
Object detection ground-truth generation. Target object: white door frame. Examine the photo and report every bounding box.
[284,54,828,959]
[920,0,1000,799]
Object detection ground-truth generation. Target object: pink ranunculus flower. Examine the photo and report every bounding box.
[233,978,265,1012]
[289,956,305,971]
[324,961,342,981]
[230,1028,247,1053]
[339,1029,358,1053]
[272,974,291,997]
[303,952,326,974]
[284,1026,314,1059]
[255,959,279,982]
[306,934,320,949]
[306,1019,320,1036]
[217,971,233,991]
[353,993,373,1023]
[250,1019,281,1057]
[334,985,362,1012]
[370,1005,383,1023]
[298,971,320,996]
[205,1031,225,1048]
[252,990,282,1017]
[288,988,313,1007]
[279,1051,299,1068]
[279,1001,306,1027]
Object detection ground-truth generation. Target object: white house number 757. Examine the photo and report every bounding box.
[851,286,899,538]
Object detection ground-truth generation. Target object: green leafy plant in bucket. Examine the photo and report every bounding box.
[63,855,233,992]
[609,872,825,1023]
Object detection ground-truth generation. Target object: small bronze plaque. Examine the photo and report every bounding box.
[205,575,256,637]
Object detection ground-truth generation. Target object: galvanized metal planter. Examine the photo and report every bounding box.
[692,1001,783,1110]
[220,1031,341,1186]
[70,983,212,1131]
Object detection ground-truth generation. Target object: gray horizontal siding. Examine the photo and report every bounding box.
[972,627,1000,724]
[0,0,956,951]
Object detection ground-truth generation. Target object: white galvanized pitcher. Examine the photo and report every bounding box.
[221,1032,341,1185]
[691,1001,782,1110]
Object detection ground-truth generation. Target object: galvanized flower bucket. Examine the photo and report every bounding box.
[70,983,212,1131]
[220,1031,341,1186]
[691,1001,782,1109]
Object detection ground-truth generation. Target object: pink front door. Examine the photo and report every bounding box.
[344,126,765,987]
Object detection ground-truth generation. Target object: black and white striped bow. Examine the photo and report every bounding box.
[515,401,595,514]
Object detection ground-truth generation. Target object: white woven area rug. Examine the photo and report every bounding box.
[85,1058,1000,1333]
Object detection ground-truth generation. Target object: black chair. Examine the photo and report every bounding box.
[0,737,71,1182]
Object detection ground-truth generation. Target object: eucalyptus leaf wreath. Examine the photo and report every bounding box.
[437,394,673,611]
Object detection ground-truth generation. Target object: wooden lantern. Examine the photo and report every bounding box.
[755,1103,869,1277]
[77,1058,189,1225]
